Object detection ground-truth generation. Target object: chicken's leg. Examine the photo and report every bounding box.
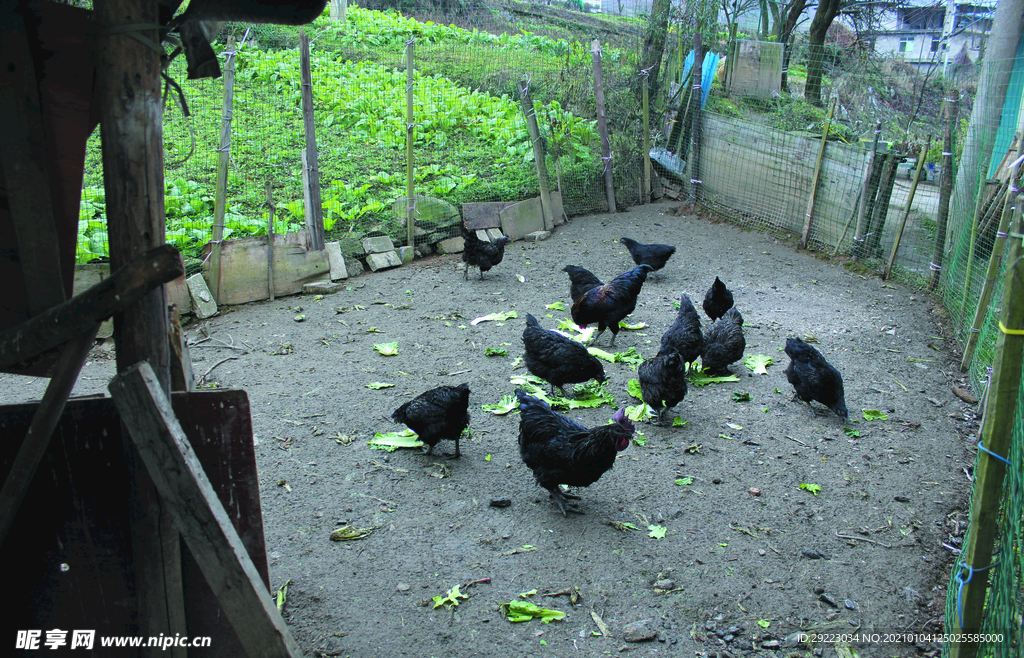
[548,486,583,515]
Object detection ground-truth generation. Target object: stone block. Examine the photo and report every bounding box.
[414,244,434,258]
[345,256,365,276]
[186,273,219,319]
[303,279,345,294]
[499,196,544,241]
[398,246,415,263]
[525,230,551,242]
[325,241,349,280]
[337,234,366,257]
[366,251,403,271]
[463,202,512,230]
[549,190,566,226]
[362,235,396,254]
[475,229,490,242]
[485,229,505,242]
[436,236,465,254]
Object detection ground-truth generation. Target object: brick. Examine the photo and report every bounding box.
[325,241,349,280]
[361,236,396,254]
[186,273,219,319]
[366,251,403,271]
[398,246,415,263]
[436,236,465,254]
[499,196,544,241]
[525,230,551,242]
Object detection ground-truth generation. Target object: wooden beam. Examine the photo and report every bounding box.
[519,81,553,231]
[0,244,183,371]
[591,39,615,213]
[299,29,324,251]
[800,96,836,249]
[0,324,100,545]
[0,4,67,314]
[109,362,303,658]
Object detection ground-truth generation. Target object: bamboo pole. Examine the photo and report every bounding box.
[853,122,883,259]
[800,96,836,249]
[265,182,276,302]
[209,36,236,303]
[591,39,616,213]
[960,156,1024,371]
[949,199,1024,658]
[642,70,651,204]
[930,88,959,291]
[884,135,931,280]
[519,79,553,230]
[688,33,704,204]
[300,30,325,251]
[405,38,416,247]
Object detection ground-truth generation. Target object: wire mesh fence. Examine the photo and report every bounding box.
[74,2,1024,648]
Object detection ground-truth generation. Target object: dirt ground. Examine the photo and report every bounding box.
[0,202,980,657]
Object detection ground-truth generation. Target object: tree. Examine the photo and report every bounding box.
[639,0,673,100]
[777,0,810,93]
[804,0,840,105]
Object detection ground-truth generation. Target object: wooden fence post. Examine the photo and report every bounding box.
[210,36,236,303]
[299,30,325,251]
[265,182,276,302]
[688,33,703,203]
[800,96,836,249]
[930,88,959,290]
[591,39,616,213]
[405,38,416,247]
[520,79,554,230]
[642,69,651,204]
[884,135,931,280]
[853,121,882,259]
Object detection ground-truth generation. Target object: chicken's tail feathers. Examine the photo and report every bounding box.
[515,388,550,412]
[525,313,540,328]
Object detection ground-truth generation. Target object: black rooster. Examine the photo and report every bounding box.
[516,389,633,515]
[571,264,653,347]
[784,337,849,422]
[391,383,471,458]
[701,308,745,374]
[619,237,676,276]
[638,351,689,426]
[702,276,734,322]
[461,224,511,280]
[563,264,603,303]
[659,293,704,364]
[522,313,606,398]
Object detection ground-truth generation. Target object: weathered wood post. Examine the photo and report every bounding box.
[266,182,276,301]
[210,36,237,302]
[405,38,416,247]
[884,135,930,279]
[591,39,616,213]
[642,68,651,204]
[519,79,554,230]
[800,96,835,249]
[688,33,703,203]
[930,89,958,290]
[299,29,325,251]
[329,0,347,24]
[853,121,882,259]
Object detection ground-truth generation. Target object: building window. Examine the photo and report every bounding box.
[899,36,915,53]
[931,36,940,52]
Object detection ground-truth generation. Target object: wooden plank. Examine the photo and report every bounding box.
[209,36,237,303]
[203,235,329,305]
[0,324,99,545]
[464,202,512,230]
[591,39,616,213]
[169,305,194,392]
[299,30,324,251]
[0,244,183,371]
[109,362,302,658]
[0,3,67,315]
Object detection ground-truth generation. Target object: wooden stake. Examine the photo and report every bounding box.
[831,188,862,258]
[265,182,276,302]
[930,88,959,290]
[853,122,882,259]
[950,199,1024,658]
[800,96,836,249]
[210,36,236,303]
[519,80,554,230]
[642,70,651,204]
[591,39,616,213]
[405,38,416,247]
[884,135,931,280]
[688,34,704,204]
[299,30,324,251]
[865,153,899,257]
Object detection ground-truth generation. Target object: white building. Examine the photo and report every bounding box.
[870,0,995,72]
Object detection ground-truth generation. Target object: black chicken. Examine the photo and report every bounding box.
[702,276,734,322]
[515,389,633,515]
[638,351,689,426]
[563,264,603,303]
[619,237,676,276]
[461,224,511,280]
[522,313,606,398]
[784,337,849,422]
[659,293,703,364]
[701,308,745,374]
[391,383,471,458]
[571,264,653,347]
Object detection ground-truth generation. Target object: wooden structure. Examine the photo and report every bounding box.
[0,0,326,654]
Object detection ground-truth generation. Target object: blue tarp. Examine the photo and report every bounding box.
[680,50,720,109]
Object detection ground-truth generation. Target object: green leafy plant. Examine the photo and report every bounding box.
[800,483,822,496]
[862,409,888,421]
[744,354,774,375]
[373,342,399,356]
[432,584,468,609]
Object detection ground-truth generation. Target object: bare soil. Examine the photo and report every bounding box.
[0,202,979,657]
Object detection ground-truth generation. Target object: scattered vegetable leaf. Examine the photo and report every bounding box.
[500,600,566,623]
[432,584,468,609]
[275,579,291,611]
[675,477,693,486]
[690,370,741,387]
[367,429,422,452]
[800,483,822,496]
[546,301,566,311]
[482,394,518,415]
[672,417,689,427]
[862,409,888,421]
[843,427,861,437]
[648,525,667,539]
[330,525,381,541]
[744,354,774,375]
[625,403,654,422]
[618,321,647,330]
[365,382,395,389]
[485,347,508,357]
[485,454,492,461]
[731,392,752,402]
[632,432,646,446]
[627,378,643,400]
[470,311,518,326]
[517,274,526,283]
[373,341,399,356]
[726,422,743,430]
[758,619,771,629]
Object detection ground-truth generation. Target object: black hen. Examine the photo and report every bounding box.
[523,314,606,398]
[638,351,689,426]
[619,237,676,276]
[659,293,703,364]
[516,389,633,515]
[563,264,603,303]
[461,224,511,280]
[784,338,849,422]
[702,276,734,322]
[701,308,745,374]
[571,264,653,347]
[391,383,471,458]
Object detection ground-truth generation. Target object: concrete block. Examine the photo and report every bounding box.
[345,256,365,277]
[325,241,349,280]
[361,236,396,254]
[550,190,567,226]
[485,228,505,242]
[303,279,345,294]
[525,230,551,242]
[475,229,490,242]
[366,251,403,271]
[337,234,366,257]
[436,236,465,254]
[414,244,434,258]
[463,202,512,230]
[186,273,219,319]
[499,196,544,241]
[398,246,415,263]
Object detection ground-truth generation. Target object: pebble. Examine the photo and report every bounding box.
[712,477,722,484]
[894,495,910,502]
[623,621,657,642]
[845,599,857,610]
[801,549,828,560]
[397,582,411,592]
[762,640,780,649]
[748,488,761,496]
[819,593,839,608]
[655,579,675,590]
[705,621,717,632]
[813,586,825,595]
[757,549,766,556]
[490,497,512,508]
